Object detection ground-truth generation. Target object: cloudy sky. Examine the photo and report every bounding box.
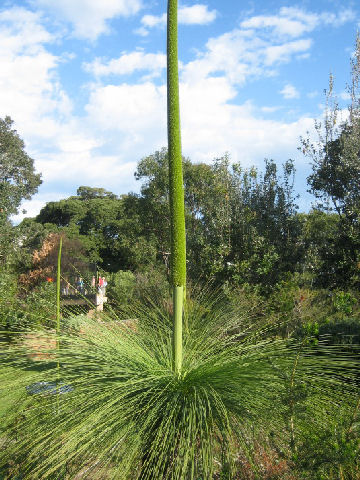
[1,0,358,222]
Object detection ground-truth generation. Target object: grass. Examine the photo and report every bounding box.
[0,290,359,479]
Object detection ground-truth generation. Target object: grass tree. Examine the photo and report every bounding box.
[167,0,186,374]
[1,6,360,480]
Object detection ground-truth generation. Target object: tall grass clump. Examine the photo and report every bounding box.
[1,290,359,479]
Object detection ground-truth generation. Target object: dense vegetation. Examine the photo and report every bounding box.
[2,148,360,297]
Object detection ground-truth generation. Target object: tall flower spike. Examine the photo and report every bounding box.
[167,0,186,374]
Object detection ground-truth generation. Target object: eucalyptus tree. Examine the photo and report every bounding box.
[0,116,42,267]
[0,116,42,221]
[301,34,360,287]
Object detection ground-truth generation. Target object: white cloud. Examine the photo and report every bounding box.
[240,6,354,38]
[261,106,281,113]
[34,0,143,40]
[11,154,137,223]
[3,3,354,223]
[181,30,311,87]
[84,50,166,77]
[0,7,54,51]
[307,90,319,99]
[135,5,352,84]
[178,78,312,165]
[240,8,318,37]
[339,90,351,101]
[320,9,355,27]
[0,5,139,222]
[141,13,167,29]
[133,26,149,37]
[280,84,300,99]
[84,75,314,171]
[36,151,136,186]
[85,82,167,147]
[178,4,217,25]
[137,4,217,35]
[264,38,312,65]
[0,6,72,142]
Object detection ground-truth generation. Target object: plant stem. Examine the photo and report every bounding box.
[173,286,183,374]
[167,0,186,374]
[56,236,62,407]
[56,236,62,340]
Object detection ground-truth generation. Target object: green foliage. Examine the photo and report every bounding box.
[76,186,118,200]
[0,279,57,331]
[133,150,301,291]
[301,35,360,288]
[16,149,302,293]
[25,281,57,328]
[105,268,171,312]
[12,219,58,273]
[1,292,359,479]
[332,290,357,316]
[0,272,23,330]
[0,116,42,221]
[35,188,160,273]
[292,397,360,479]
[106,270,137,306]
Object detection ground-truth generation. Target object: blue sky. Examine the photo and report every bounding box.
[1,0,358,222]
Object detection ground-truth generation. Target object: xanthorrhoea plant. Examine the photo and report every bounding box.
[1,5,360,479]
[1,291,359,479]
[167,0,186,374]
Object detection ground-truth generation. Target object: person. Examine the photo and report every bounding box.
[98,276,103,294]
[102,277,107,295]
[76,276,84,294]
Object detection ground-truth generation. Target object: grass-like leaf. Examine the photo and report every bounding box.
[0,292,359,479]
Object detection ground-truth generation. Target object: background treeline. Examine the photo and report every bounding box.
[3,147,360,292]
[2,146,360,339]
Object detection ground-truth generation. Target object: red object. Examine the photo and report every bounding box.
[98,276,103,287]
[46,277,53,283]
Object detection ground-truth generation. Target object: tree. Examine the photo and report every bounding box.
[301,35,360,287]
[35,187,161,273]
[76,186,118,200]
[0,116,42,221]
[297,210,340,287]
[134,151,301,291]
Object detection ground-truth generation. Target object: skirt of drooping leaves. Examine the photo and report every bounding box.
[0,290,359,480]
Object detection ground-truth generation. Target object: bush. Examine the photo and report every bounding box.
[106,270,137,307]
